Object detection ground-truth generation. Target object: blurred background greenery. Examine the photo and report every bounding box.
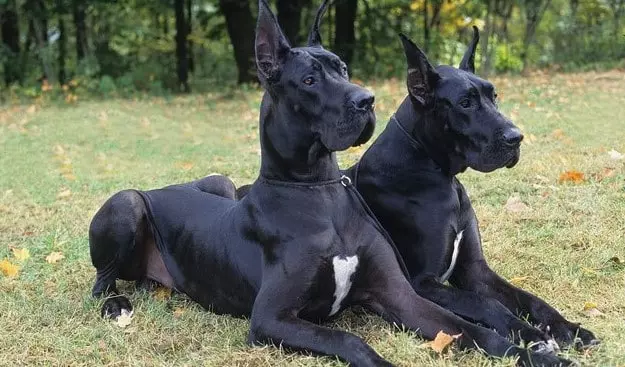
[0,0,624,101]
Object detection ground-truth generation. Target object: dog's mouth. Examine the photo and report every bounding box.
[505,150,520,168]
[353,118,376,147]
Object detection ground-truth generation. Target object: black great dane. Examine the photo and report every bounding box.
[89,2,574,365]
[345,29,598,354]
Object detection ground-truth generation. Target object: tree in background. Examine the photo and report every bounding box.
[277,0,312,45]
[175,0,190,92]
[334,0,358,65]
[1,0,624,93]
[1,0,22,85]
[220,0,255,84]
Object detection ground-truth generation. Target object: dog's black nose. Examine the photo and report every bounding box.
[503,128,523,146]
[352,92,375,111]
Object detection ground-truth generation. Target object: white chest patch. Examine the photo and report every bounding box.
[438,230,464,284]
[329,255,359,316]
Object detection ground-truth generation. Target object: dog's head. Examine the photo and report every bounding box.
[255,0,375,157]
[399,28,522,173]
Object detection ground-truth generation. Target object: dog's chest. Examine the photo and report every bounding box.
[329,255,359,316]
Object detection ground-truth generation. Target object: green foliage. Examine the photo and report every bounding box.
[0,0,624,96]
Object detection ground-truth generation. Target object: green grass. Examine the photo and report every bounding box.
[1,70,624,366]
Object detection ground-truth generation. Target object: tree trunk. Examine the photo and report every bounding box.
[58,15,67,84]
[480,0,495,76]
[219,0,256,84]
[28,0,55,84]
[72,0,87,61]
[175,0,190,92]
[521,0,552,74]
[334,0,358,65]
[1,0,21,85]
[423,0,429,52]
[609,0,625,37]
[277,0,310,45]
[187,0,194,73]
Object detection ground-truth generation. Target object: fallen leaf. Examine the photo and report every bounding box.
[178,162,194,171]
[504,196,530,213]
[583,306,604,318]
[0,259,20,277]
[509,276,529,286]
[427,331,461,353]
[609,256,624,265]
[12,248,30,261]
[57,189,72,199]
[173,307,185,318]
[45,252,65,264]
[583,302,597,311]
[592,167,615,182]
[114,309,133,328]
[153,286,172,301]
[608,149,624,160]
[551,129,565,139]
[558,170,585,184]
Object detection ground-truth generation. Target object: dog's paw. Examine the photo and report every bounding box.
[518,351,578,367]
[546,323,599,350]
[101,295,133,319]
[528,339,560,355]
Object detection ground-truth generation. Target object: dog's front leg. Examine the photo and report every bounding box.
[450,221,599,349]
[248,278,393,367]
[364,271,573,367]
[410,275,553,349]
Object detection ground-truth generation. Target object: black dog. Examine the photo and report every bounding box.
[88,3,573,365]
[346,29,598,353]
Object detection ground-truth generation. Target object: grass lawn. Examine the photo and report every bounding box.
[1,70,624,366]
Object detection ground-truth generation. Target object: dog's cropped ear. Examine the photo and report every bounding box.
[307,0,331,47]
[459,26,479,73]
[256,0,291,83]
[399,33,440,106]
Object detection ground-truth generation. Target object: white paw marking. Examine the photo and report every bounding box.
[329,255,359,316]
[532,339,560,354]
[439,230,464,283]
[114,308,134,328]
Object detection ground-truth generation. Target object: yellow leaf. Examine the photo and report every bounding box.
[582,304,604,318]
[12,248,30,261]
[46,252,65,264]
[153,286,172,301]
[57,189,72,199]
[0,259,20,277]
[551,129,565,139]
[558,170,585,184]
[509,276,529,286]
[583,302,597,311]
[178,162,194,171]
[173,307,185,318]
[427,330,461,353]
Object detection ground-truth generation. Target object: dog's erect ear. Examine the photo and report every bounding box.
[256,0,291,82]
[459,26,479,73]
[307,0,331,47]
[399,33,440,106]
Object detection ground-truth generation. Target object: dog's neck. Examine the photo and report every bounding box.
[394,97,467,176]
[259,93,341,182]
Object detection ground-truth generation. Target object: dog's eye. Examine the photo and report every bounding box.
[493,92,498,101]
[303,77,316,86]
[459,98,472,108]
[341,64,348,77]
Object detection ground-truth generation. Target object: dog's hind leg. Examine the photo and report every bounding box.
[89,189,148,319]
